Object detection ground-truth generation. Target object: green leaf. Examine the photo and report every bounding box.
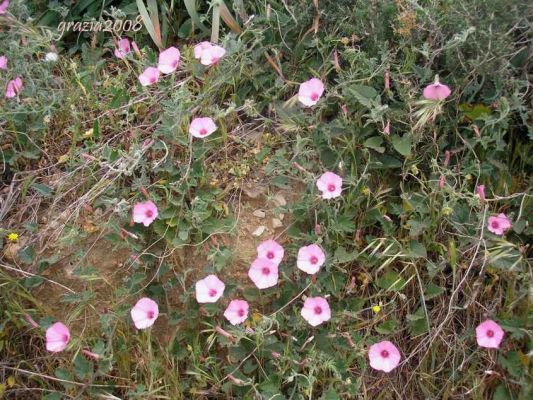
[364,136,385,153]
[54,367,75,389]
[74,354,93,380]
[31,183,53,197]
[375,319,398,334]
[409,240,427,258]
[492,385,512,400]
[18,245,35,264]
[321,388,341,400]
[23,276,44,288]
[377,271,407,292]
[391,134,412,157]
[498,351,525,378]
[333,246,358,263]
[347,85,379,108]
[424,283,445,300]
[407,307,429,337]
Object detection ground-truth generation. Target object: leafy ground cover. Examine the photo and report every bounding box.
[1,0,532,399]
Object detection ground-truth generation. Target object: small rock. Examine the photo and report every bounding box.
[278,213,285,221]
[242,184,267,199]
[272,194,287,207]
[272,218,283,229]
[253,209,266,218]
[252,226,266,237]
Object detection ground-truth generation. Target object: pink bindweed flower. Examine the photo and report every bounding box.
[300,296,331,327]
[46,322,70,353]
[476,319,504,349]
[438,175,445,189]
[316,171,342,199]
[114,38,131,59]
[138,67,160,86]
[131,41,141,57]
[194,41,213,59]
[298,78,324,107]
[189,117,217,138]
[202,45,226,66]
[368,341,401,373]
[130,297,159,329]
[384,71,391,90]
[82,349,102,360]
[248,258,279,289]
[223,299,249,325]
[383,119,390,135]
[195,275,225,303]
[487,213,512,235]
[0,0,9,14]
[25,314,39,328]
[423,81,451,100]
[132,200,158,227]
[297,244,326,274]
[477,185,486,203]
[5,76,22,98]
[194,41,226,66]
[0,55,7,70]
[257,239,284,266]
[158,46,180,74]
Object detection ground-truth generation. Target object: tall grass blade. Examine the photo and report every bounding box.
[183,0,210,33]
[219,0,242,33]
[136,0,163,49]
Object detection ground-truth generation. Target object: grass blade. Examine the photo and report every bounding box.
[136,0,163,49]
[219,0,242,33]
[211,3,220,43]
[183,0,210,34]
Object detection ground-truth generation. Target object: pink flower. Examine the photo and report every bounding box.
[132,200,158,227]
[487,213,512,235]
[193,41,212,58]
[138,67,160,86]
[0,0,9,15]
[203,45,226,66]
[316,171,342,199]
[195,275,225,303]
[383,119,390,135]
[130,297,159,329]
[0,55,7,70]
[300,297,331,327]
[223,299,249,325]
[297,244,326,274]
[368,341,401,373]
[248,258,279,289]
[5,76,22,98]
[132,41,141,57]
[114,38,131,59]
[423,82,451,100]
[477,185,485,203]
[46,322,70,353]
[438,175,445,189]
[298,78,324,107]
[158,46,180,74]
[194,41,226,66]
[476,319,504,349]
[257,239,284,266]
[189,117,217,138]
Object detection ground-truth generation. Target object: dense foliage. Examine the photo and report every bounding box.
[1,0,531,399]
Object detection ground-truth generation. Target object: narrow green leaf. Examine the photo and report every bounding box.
[137,0,162,48]
[183,0,209,33]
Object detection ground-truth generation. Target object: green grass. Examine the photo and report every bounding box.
[1,0,532,399]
